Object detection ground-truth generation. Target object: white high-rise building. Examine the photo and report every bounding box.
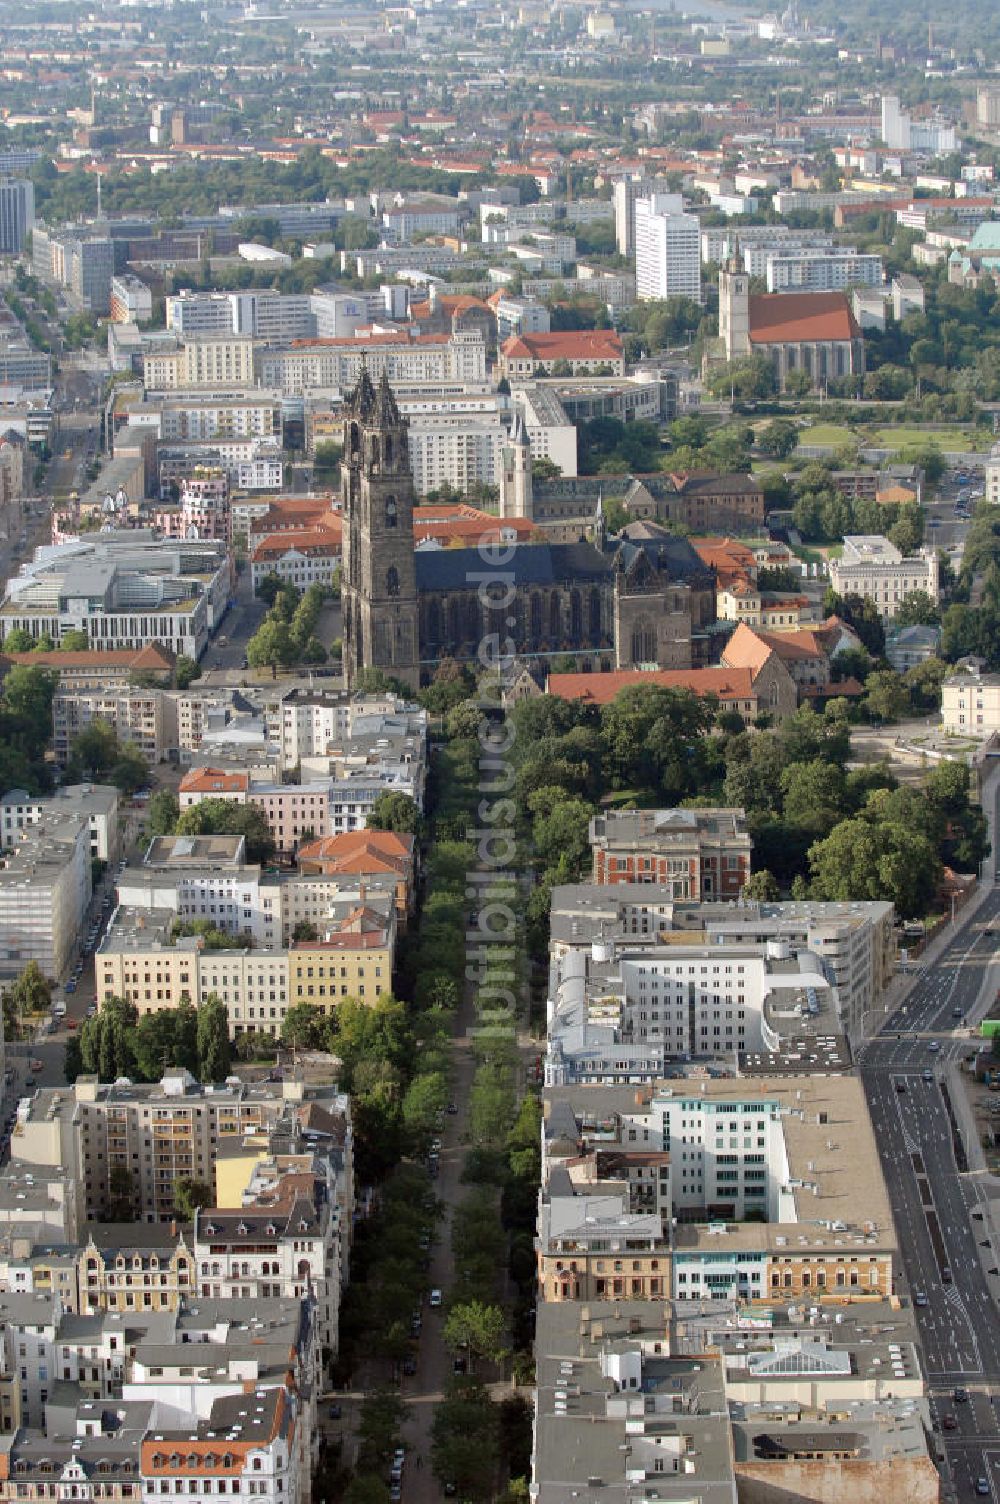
[634,194,701,304]
[881,94,957,153]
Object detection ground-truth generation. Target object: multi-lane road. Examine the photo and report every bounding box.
[862,784,1000,1501]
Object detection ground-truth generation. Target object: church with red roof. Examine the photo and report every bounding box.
[717,265,865,391]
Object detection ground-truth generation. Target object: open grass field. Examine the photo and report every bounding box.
[869,425,990,451]
[795,424,857,448]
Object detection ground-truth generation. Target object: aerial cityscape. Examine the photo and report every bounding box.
[2,0,1000,1501]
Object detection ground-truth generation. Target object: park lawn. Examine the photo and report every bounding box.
[795,423,857,448]
[788,542,828,567]
[869,425,989,451]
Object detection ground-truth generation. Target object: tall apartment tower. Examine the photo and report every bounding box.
[498,411,533,520]
[341,365,420,692]
[719,263,751,359]
[613,178,649,257]
[0,178,34,255]
[634,194,701,304]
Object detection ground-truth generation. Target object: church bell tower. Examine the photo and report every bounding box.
[341,365,420,692]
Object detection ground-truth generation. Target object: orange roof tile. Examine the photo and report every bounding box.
[748,291,860,345]
[547,667,757,706]
[298,830,414,874]
[500,330,624,362]
[2,644,174,671]
[875,484,917,504]
[252,522,342,560]
[179,767,249,795]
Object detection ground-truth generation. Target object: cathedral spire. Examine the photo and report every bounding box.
[375,365,401,426]
[349,353,377,419]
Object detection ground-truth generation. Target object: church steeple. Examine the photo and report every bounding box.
[499,409,533,521]
[341,367,419,692]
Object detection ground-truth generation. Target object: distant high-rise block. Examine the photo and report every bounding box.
[0,178,34,255]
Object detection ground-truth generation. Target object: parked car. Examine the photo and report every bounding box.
[429,1288,442,1308]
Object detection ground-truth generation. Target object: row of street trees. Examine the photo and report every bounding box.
[248,579,330,676]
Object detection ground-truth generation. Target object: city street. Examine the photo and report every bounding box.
[862,772,1000,1503]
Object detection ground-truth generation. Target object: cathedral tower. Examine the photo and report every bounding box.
[341,365,420,692]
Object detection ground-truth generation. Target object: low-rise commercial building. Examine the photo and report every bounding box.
[546,886,895,1066]
[542,1073,896,1305]
[0,534,232,658]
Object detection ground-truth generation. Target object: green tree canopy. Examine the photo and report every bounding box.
[442,1302,508,1367]
[367,792,422,835]
[196,995,232,1082]
[174,1177,214,1220]
[176,798,276,865]
[280,1002,328,1051]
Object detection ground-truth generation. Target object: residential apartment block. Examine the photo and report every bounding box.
[142,335,256,390]
[0,812,92,981]
[257,330,487,393]
[11,1069,346,1227]
[765,251,884,293]
[0,784,120,864]
[634,194,702,303]
[96,901,395,1034]
[541,1072,896,1306]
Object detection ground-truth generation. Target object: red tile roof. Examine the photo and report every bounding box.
[297,830,414,875]
[179,768,249,795]
[252,522,342,560]
[547,667,757,706]
[2,643,174,671]
[500,330,624,362]
[722,620,826,670]
[748,292,860,345]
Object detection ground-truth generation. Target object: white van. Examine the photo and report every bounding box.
[53,1001,67,1018]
